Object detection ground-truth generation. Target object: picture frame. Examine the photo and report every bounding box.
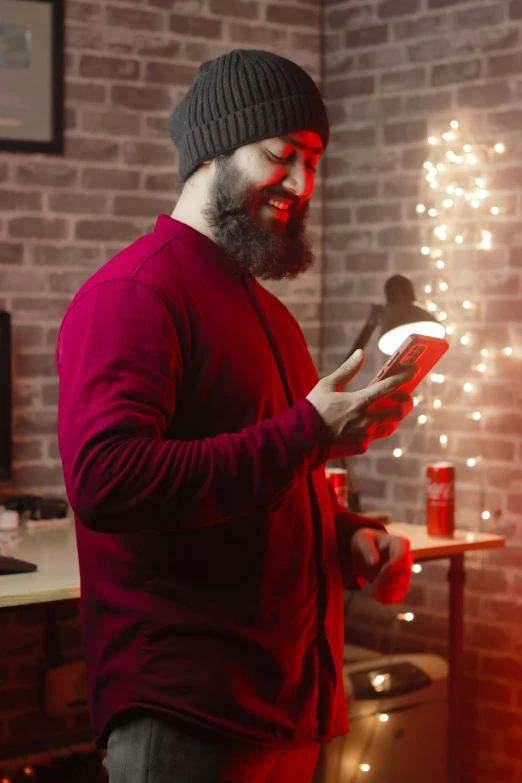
[0,0,64,154]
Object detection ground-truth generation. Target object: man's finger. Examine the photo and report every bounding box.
[361,369,415,405]
[354,531,381,567]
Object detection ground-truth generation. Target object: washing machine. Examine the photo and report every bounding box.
[314,644,448,783]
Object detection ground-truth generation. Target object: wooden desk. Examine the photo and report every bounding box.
[0,520,506,782]
[0,522,79,608]
[386,522,505,783]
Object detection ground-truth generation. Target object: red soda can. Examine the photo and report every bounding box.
[426,461,455,537]
[325,467,348,509]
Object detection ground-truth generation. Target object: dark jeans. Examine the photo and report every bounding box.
[102,710,321,783]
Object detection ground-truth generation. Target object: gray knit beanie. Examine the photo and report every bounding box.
[168,49,329,184]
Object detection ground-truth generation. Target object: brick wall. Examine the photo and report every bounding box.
[322,1,522,781]
[0,0,323,763]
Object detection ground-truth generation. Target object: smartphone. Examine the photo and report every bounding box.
[366,334,450,396]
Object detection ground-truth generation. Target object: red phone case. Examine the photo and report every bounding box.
[366,334,450,396]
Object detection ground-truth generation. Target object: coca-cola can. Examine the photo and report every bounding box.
[426,461,455,537]
[325,467,348,509]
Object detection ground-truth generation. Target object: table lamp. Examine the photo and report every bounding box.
[336,274,445,513]
[343,274,446,361]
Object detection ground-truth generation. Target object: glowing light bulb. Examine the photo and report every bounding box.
[423,161,432,169]
[398,612,415,622]
[421,246,430,255]
[467,458,476,467]
[461,335,469,345]
[418,414,428,424]
[429,208,438,216]
[439,282,448,291]
[464,383,473,392]
[379,714,389,722]
[393,448,403,458]
[417,204,426,213]
[436,259,445,269]
[440,434,448,446]
[437,163,445,171]
[495,143,505,153]
[428,137,438,145]
[455,235,463,244]
[482,511,491,520]
[446,151,456,161]
[450,120,459,129]
[463,144,472,152]
[360,764,371,773]
[491,206,500,215]
[472,411,482,421]
[412,563,422,573]
[433,399,442,409]
[446,185,455,194]
[477,363,486,372]
[481,349,488,357]
[445,325,454,334]
[412,396,419,407]
[427,302,437,312]
[425,284,432,293]
[503,346,513,356]
[438,311,447,321]
[443,198,453,208]
[462,300,472,309]
[455,187,464,196]
[455,156,463,164]
[471,199,480,208]
[443,131,455,141]
[467,153,477,164]
[434,249,443,256]
[475,178,485,188]
[477,190,489,199]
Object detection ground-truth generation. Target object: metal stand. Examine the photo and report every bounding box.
[342,303,384,363]
[447,554,465,783]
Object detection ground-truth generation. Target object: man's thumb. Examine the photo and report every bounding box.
[357,531,380,567]
[327,349,364,391]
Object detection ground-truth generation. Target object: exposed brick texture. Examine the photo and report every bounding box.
[324,1,522,781]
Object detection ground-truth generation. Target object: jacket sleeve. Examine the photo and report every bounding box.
[56,279,331,533]
[327,480,386,590]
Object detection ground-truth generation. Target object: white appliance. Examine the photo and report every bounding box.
[314,645,448,783]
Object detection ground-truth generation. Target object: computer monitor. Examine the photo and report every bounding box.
[0,311,12,482]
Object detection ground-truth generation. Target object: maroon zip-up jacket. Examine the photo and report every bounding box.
[56,215,383,750]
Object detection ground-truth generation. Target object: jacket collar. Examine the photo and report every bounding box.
[154,214,257,285]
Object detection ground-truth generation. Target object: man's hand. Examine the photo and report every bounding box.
[306,350,415,459]
[349,528,413,605]
[328,390,414,459]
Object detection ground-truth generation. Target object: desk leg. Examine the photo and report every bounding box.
[447,553,465,783]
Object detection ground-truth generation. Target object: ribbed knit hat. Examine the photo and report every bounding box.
[169,49,329,184]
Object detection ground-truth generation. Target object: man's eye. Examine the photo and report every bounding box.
[267,152,316,173]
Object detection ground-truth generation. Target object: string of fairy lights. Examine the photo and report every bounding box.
[352,120,517,688]
[387,120,514,529]
[344,122,518,775]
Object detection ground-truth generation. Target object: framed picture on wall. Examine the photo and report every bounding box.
[0,0,64,154]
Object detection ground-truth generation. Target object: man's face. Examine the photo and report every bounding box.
[201,130,323,281]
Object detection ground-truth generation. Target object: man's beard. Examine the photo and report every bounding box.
[201,154,316,281]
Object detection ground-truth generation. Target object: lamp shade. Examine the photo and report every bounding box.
[378,274,446,355]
